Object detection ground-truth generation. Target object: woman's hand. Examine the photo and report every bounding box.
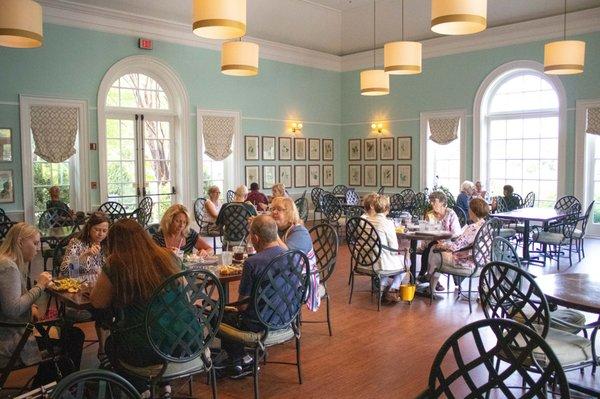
[198,249,209,258]
[36,272,52,289]
[81,244,101,260]
[31,305,41,322]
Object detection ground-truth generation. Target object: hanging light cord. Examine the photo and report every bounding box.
[563,0,567,41]
[373,0,376,68]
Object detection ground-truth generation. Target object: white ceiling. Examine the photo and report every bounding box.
[41,0,600,55]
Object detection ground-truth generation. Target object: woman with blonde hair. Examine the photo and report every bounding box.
[362,192,379,217]
[216,185,258,226]
[0,223,83,386]
[153,204,211,254]
[203,186,222,234]
[271,183,287,199]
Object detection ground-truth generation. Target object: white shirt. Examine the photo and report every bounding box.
[365,213,406,272]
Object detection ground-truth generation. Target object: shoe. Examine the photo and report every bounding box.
[212,351,231,370]
[228,363,255,380]
[435,282,445,292]
[417,274,429,284]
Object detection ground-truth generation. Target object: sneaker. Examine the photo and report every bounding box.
[228,364,254,380]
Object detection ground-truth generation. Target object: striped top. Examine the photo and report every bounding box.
[152,229,199,253]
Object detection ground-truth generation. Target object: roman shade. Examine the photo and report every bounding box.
[202,115,235,161]
[428,117,460,144]
[30,105,78,162]
[585,107,600,135]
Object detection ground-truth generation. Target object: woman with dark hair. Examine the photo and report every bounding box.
[60,211,109,276]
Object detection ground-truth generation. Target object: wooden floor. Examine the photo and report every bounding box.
[10,237,600,398]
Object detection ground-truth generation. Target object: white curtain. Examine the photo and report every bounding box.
[202,115,235,161]
[30,106,78,163]
[586,107,600,135]
[428,117,460,145]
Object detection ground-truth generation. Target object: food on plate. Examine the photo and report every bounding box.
[218,264,243,276]
[49,278,82,293]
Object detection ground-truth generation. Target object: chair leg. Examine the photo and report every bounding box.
[210,368,217,399]
[468,278,473,314]
[296,336,302,384]
[377,278,381,311]
[253,347,260,399]
[326,294,332,336]
[348,272,355,304]
[582,238,586,259]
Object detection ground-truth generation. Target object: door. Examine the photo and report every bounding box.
[584,133,600,236]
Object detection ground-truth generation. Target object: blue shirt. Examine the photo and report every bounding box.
[280,225,312,254]
[456,192,470,216]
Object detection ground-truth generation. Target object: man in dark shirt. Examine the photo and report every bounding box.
[245,182,269,211]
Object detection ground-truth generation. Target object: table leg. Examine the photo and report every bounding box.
[522,220,530,261]
[223,282,230,304]
[410,240,417,284]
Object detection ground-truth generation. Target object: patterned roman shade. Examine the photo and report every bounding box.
[585,107,600,135]
[30,106,78,163]
[202,115,235,161]
[428,117,460,145]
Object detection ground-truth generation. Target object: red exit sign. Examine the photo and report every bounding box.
[138,38,153,50]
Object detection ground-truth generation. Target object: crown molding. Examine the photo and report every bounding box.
[341,7,600,72]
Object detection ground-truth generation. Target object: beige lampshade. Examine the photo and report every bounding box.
[431,0,487,35]
[544,40,585,75]
[0,0,43,48]
[221,41,259,76]
[360,70,389,96]
[193,0,246,40]
[384,41,422,75]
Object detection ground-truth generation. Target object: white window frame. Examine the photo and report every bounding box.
[419,109,467,191]
[196,109,242,199]
[574,98,600,203]
[19,95,90,223]
[97,56,190,209]
[473,60,567,198]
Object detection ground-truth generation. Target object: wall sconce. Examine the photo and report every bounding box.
[291,122,303,134]
[371,122,384,134]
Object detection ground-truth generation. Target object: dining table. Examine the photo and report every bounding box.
[396,229,453,283]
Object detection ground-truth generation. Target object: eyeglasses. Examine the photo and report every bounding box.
[271,206,286,212]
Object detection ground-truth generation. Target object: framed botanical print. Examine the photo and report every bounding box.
[278,137,292,160]
[294,138,306,161]
[397,137,412,160]
[364,165,377,187]
[323,164,334,186]
[308,138,320,161]
[262,165,276,189]
[308,165,320,187]
[380,164,394,187]
[348,165,361,186]
[348,139,361,161]
[279,165,292,188]
[397,164,412,188]
[262,136,276,160]
[0,170,13,203]
[0,129,12,162]
[380,137,394,161]
[322,139,334,161]
[364,138,377,161]
[245,165,259,187]
[244,136,259,161]
[294,165,307,187]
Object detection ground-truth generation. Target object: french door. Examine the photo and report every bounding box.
[105,112,175,221]
[584,133,600,236]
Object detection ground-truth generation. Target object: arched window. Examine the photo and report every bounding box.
[474,61,566,206]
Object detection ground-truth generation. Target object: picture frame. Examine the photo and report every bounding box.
[0,128,12,162]
[364,138,377,161]
[279,165,292,188]
[262,165,276,189]
[323,164,334,186]
[262,136,276,161]
[278,137,292,160]
[244,136,259,161]
[397,164,412,188]
[245,165,259,187]
[0,170,13,203]
[380,137,394,160]
[294,138,306,161]
[363,164,377,187]
[294,165,307,188]
[308,165,320,187]
[397,137,412,160]
[322,139,334,161]
[348,139,361,161]
[308,138,320,161]
[348,164,361,186]
[380,164,394,187]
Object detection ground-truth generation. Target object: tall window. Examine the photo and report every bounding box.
[32,153,72,218]
[484,70,559,206]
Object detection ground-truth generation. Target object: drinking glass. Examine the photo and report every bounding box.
[222,251,233,265]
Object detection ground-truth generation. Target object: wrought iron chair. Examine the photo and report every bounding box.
[513,193,524,208]
[109,269,224,399]
[491,236,523,269]
[451,206,467,227]
[307,224,339,336]
[332,185,347,197]
[294,196,309,223]
[145,223,160,237]
[226,189,235,203]
[0,219,16,243]
[492,197,517,239]
[389,194,404,219]
[38,208,76,272]
[523,191,536,208]
[193,197,221,253]
[376,186,384,195]
[554,195,581,214]
[345,188,360,206]
[310,187,325,222]
[50,369,140,399]
[319,193,344,238]
[97,201,127,223]
[573,200,594,261]
[344,205,364,220]
[217,250,310,399]
[398,188,415,213]
[217,203,253,249]
[128,207,149,228]
[137,196,153,226]
[415,318,571,399]
[437,187,456,208]
[479,262,596,379]
[531,211,579,269]
[411,192,428,220]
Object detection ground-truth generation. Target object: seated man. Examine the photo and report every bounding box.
[46,186,71,213]
[216,215,285,378]
[245,182,269,211]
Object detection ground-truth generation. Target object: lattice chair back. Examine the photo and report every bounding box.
[218,203,252,245]
[50,369,140,399]
[491,236,522,269]
[345,189,360,206]
[579,201,595,238]
[332,185,347,196]
[451,206,467,227]
[145,269,223,365]
[226,190,235,203]
[377,186,385,195]
[193,197,207,228]
[398,189,415,211]
[51,234,76,278]
[389,194,404,218]
[423,318,570,399]
[251,250,309,330]
[512,193,524,208]
[345,206,364,219]
[495,196,508,213]
[471,218,501,271]
[309,224,338,283]
[294,197,309,223]
[145,223,160,237]
[0,211,10,223]
[345,217,381,269]
[412,192,429,219]
[320,193,343,224]
[138,196,153,225]
[97,201,127,223]
[0,220,16,242]
[554,195,581,213]
[311,187,324,209]
[523,191,535,207]
[38,208,74,229]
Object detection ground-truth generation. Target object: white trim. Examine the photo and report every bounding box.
[575,99,600,206]
[0,101,19,106]
[472,60,567,198]
[97,55,191,209]
[19,95,90,223]
[419,109,467,191]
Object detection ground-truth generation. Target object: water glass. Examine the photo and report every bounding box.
[222,251,233,265]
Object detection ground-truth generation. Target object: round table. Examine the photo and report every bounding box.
[396,230,453,283]
[535,273,600,314]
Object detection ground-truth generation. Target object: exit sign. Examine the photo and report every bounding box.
[138,38,153,50]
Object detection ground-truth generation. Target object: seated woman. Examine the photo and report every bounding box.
[363,195,406,305]
[472,181,486,199]
[270,196,320,311]
[202,185,222,235]
[0,223,84,387]
[425,197,489,297]
[502,184,520,211]
[216,185,258,225]
[270,183,288,200]
[456,180,474,217]
[246,183,269,211]
[153,204,211,255]
[362,192,379,217]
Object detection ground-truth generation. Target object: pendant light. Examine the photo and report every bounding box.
[544,0,585,75]
[221,39,259,76]
[0,0,43,48]
[384,0,422,75]
[193,0,246,40]
[431,0,487,35]
[361,0,389,96]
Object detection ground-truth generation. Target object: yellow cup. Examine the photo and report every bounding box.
[395,226,405,234]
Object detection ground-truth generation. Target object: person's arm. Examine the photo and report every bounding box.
[194,236,212,252]
[0,266,49,319]
[90,271,113,309]
[205,201,219,219]
[448,211,462,237]
[383,220,400,250]
[236,262,254,311]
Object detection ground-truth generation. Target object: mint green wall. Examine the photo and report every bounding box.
[340,31,600,194]
[0,24,341,213]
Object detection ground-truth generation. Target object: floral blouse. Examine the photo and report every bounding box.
[437,219,485,269]
[425,208,462,237]
[60,237,106,276]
